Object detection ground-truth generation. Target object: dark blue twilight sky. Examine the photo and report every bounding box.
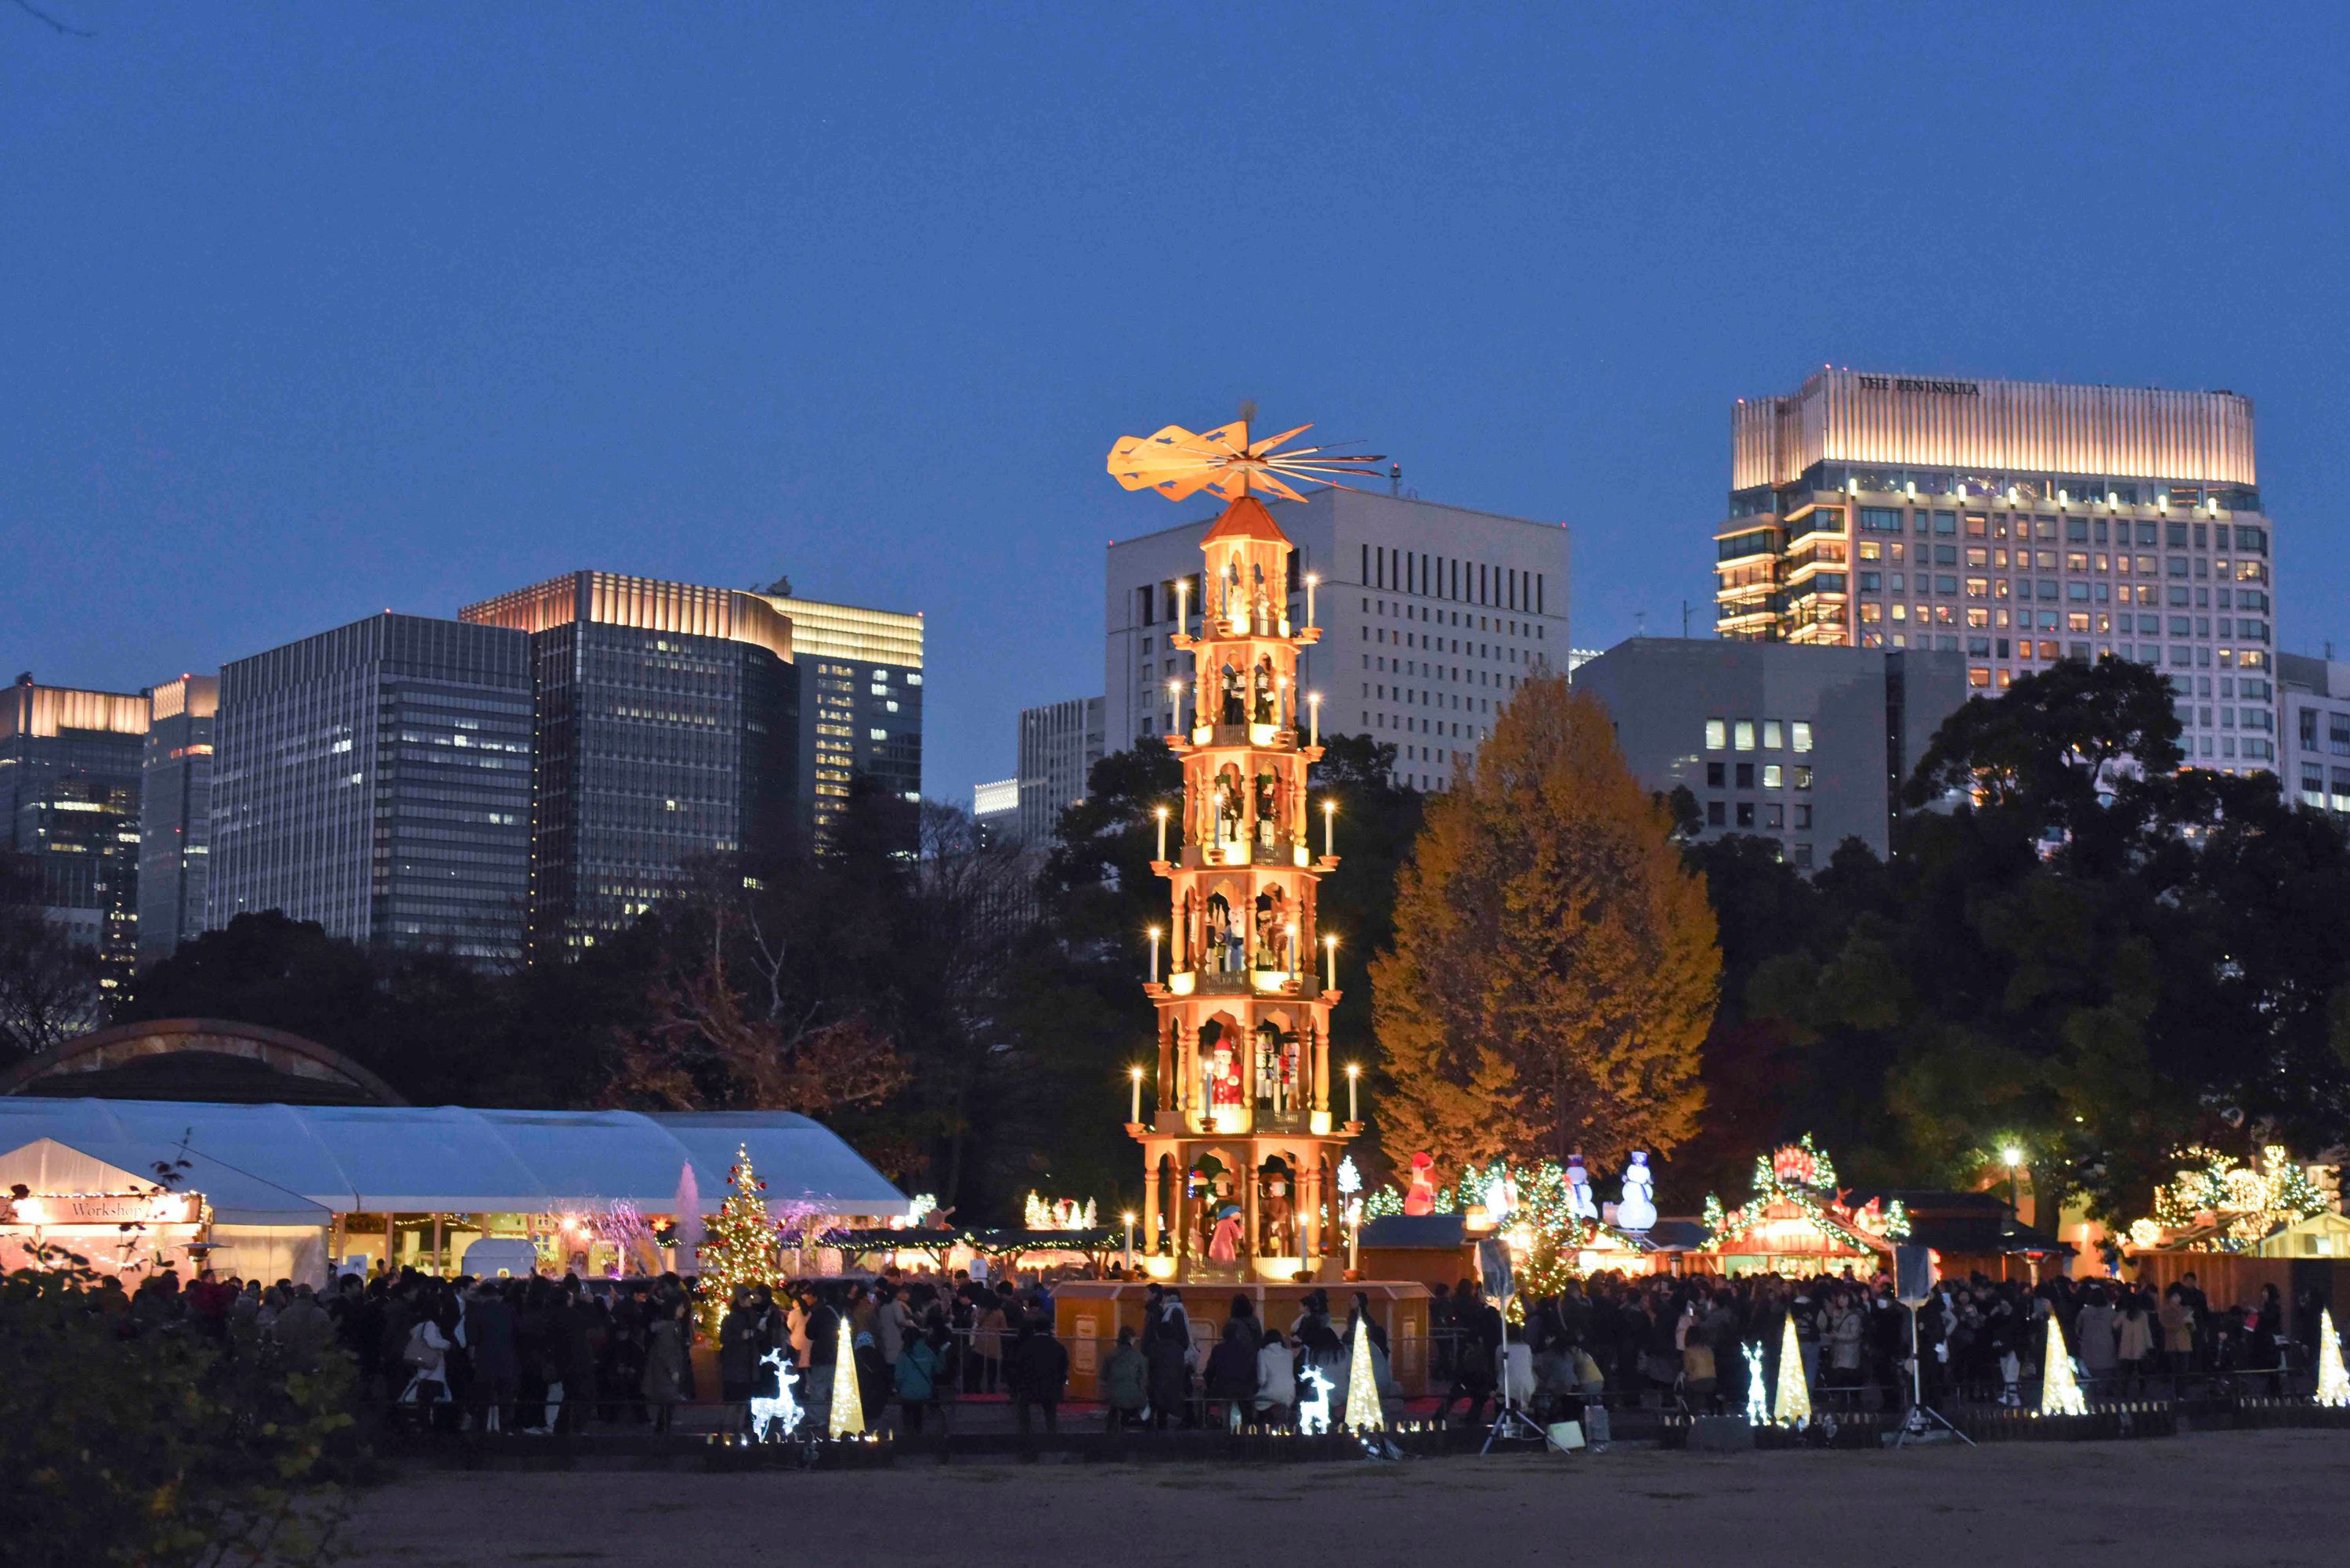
[8,2,2348,798]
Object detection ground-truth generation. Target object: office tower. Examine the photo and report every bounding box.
[138,674,218,969]
[1714,370,2276,771]
[208,614,533,963]
[1573,638,1966,866]
[2278,652,2350,818]
[460,573,795,954]
[754,594,924,844]
[1016,695,1104,845]
[1105,489,1570,793]
[972,778,1020,844]
[0,674,147,992]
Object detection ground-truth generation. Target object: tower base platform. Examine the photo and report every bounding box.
[1050,1278,1433,1401]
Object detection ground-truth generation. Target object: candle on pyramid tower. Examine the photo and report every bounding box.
[1773,1312,1811,1427]
[830,1313,866,1436]
[2039,1313,2087,1416]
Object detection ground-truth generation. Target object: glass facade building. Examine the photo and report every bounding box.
[462,573,797,952]
[1715,371,2277,772]
[756,594,924,845]
[138,674,218,970]
[207,615,533,963]
[0,675,148,993]
[1014,695,1104,845]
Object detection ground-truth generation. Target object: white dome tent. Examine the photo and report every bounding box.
[0,1100,908,1288]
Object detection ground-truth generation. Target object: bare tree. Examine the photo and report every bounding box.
[0,854,107,1064]
[606,865,907,1115]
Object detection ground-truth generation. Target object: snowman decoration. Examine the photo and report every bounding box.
[1616,1151,1658,1233]
[1564,1153,1600,1222]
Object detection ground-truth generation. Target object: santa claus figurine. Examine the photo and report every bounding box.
[1209,1043,1243,1107]
[1403,1152,1439,1216]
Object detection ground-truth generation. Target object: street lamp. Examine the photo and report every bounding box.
[2002,1145,2023,1214]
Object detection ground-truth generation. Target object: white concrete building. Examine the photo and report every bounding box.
[1104,490,1570,793]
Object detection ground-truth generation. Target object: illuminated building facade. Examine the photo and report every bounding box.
[1716,370,2277,771]
[754,594,924,846]
[1016,695,1104,844]
[461,573,796,952]
[1107,490,1569,794]
[208,615,533,963]
[138,674,218,969]
[0,674,147,990]
[971,777,1020,844]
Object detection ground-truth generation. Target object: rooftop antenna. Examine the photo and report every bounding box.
[1634,610,1647,638]
[1389,462,1402,497]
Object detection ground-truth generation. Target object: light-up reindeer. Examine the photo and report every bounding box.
[749,1348,802,1441]
[1297,1364,1333,1435]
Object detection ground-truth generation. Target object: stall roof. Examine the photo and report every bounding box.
[0,1100,907,1225]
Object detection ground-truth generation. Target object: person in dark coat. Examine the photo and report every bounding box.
[1203,1317,1259,1431]
[1007,1313,1070,1434]
[642,1295,692,1434]
[1144,1320,1189,1430]
[465,1282,521,1433]
[553,1281,601,1433]
[718,1286,759,1432]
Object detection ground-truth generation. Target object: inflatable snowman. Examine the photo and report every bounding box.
[1564,1154,1600,1221]
[1615,1151,1658,1232]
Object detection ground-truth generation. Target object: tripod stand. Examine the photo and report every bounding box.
[1477,1294,1569,1456]
[1893,1300,1973,1448]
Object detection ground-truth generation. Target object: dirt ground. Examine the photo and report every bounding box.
[341,1429,2350,1567]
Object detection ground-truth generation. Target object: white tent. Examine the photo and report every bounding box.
[0,1100,909,1287]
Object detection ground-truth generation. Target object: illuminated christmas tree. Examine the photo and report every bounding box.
[1342,1317,1382,1432]
[698,1145,781,1321]
[828,1311,866,1436]
[2317,1308,2350,1408]
[2040,1314,2088,1416]
[1773,1312,1811,1426]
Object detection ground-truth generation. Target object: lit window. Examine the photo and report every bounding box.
[1790,722,1812,753]
[1705,718,1726,750]
[1734,721,1755,751]
[1762,764,1783,789]
[1762,720,1783,749]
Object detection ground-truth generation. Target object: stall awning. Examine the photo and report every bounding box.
[0,1100,908,1222]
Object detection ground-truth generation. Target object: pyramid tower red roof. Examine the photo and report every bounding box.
[1200,493,1292,547]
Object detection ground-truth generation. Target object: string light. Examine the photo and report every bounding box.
[1703,1136,1909,1261]
[2144,1145,2328,1252]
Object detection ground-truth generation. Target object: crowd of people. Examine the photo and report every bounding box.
[63,1257,2342,1440]
[1420,1267,2342,1422]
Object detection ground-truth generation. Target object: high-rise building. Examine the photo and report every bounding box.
[1714,370,2276,772]
[138,674,218,969]
[1105,489,1570,793]
[755,594,924,844]
[2278,652,2350,819]
[1572,638,1967,866]
[460,573,796,953]
[972,778,1020,844]
[0,674,147,992]
[1016,695,1104,845]
[208,615,534,963]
